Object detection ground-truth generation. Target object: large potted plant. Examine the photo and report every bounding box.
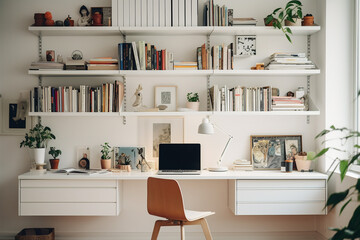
[264,0,303,43]
[100,142,112,169]
[20,123,56,165]
[186,92,200,111]
[48,147,62,169]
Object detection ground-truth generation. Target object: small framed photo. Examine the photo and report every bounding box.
[235,35,256,56]
[46,50,55,62]
[154,85,177,111]
[113,147,145,169]
[250,135,302,170]
[91,7,104,24]
[2,99,31,135]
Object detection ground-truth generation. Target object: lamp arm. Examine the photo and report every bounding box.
[218,135,233,166]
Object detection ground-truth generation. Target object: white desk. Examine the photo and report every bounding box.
[18,170,328,216]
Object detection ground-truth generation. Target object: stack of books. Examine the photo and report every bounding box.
[203,0,233,26]
[174,62,197,70]
[209,85,273,112]
[272,96,305,111]
[265,53,316,70]
[118,41,174,70]
[197,43,234,70]
[87,58,118,70]
[232,160,253,171]
[29,62,64,71]
[65,58,86,70]
[232,18,257,26]
[29,81,124,113]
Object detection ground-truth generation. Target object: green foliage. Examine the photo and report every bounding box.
[315,126,360,239]
[48,147,62,159]
[100,142,112,159]
[264,0,303,43]
[187,92,199,102]
[20,123,56,149]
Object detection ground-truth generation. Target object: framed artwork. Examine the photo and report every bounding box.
[154,85,177,111]
[113,147,145,169]
[1,99,31,135]
[91,7,104,24]
[138,117,184,168]
[250,135,302,170]
[46,50,55,62]
[235,35,256,56]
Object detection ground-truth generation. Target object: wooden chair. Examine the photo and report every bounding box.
[147,177,215,240]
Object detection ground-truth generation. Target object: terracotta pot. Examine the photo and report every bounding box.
[120,165,131,172]
[101,159,111,169]
[302,16,314,26]
[285,18,302,26]
[186,102,200,111]
[295,155,312,171]
[264,18,276,26]
[49,159,60,169]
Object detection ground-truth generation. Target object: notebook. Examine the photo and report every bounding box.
[157,143,201,175]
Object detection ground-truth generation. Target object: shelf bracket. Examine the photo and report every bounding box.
[123,33,127,43]
[207,75,211,111]
[306,35,311,124]
[38,33,43,61]
[206,34,211,51]
[122,76,127,125]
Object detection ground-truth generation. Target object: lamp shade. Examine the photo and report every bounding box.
[198,118,215,134]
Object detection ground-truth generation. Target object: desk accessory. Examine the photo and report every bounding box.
[198,117,233,172]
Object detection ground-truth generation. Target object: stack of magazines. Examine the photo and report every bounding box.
[272,96,305,111]
[29,61,64,71]
[265,53,316,70]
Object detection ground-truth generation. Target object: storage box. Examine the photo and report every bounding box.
[15,228,54,240]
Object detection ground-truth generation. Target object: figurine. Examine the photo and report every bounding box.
[44,11,54,26]
[132,84,144,108]
[64,15,74,26]
[57,54,63,63]
[77,5,91,26]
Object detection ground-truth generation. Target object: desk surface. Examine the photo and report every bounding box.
[18,170,328,180]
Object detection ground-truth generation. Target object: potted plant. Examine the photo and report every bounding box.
[186,92,200,111]
[48,147,62,169]
[100,142,112,169]
[20,123,56,165]
[120,154,132,172]
[295,151,315,171]
[302,14,314,26]
[264,0,303,43]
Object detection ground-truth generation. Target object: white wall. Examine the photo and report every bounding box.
[0,0,326,238]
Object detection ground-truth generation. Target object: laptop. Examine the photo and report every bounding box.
[157,143,201,175]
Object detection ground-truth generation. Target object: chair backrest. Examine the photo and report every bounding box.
[147,177,187,221]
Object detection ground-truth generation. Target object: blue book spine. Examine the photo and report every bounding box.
[118,43,124,70]
[51,87,55,112]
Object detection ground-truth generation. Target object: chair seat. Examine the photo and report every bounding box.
[184,210,215,222]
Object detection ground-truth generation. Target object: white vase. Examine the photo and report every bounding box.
[285,18,302,26]
[31,148,46,164]
[186,102,200,111]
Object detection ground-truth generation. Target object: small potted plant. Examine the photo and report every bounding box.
[186,92,200,111]
[295,151,315,171]
[302,14,314,26]
[264,0,303,43]
[20,123,56,165]
[48,147,62,169]
[120,153,132,172]
[100,142,112,169]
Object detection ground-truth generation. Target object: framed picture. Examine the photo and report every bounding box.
[235,35,256,56]
[2,99,31,135]
[102,7,112,26]
[91,7,104,24]
[154,85,177,112]
[138,117,184,168]
[250,135,302,170]
[46,50,55,62]
[113,147,145,169]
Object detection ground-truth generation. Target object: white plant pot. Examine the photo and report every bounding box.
[31,148,46,164]
[186,102,200,111]
[285,18,302,26]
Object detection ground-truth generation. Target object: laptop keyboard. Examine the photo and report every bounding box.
[161,170,198,172]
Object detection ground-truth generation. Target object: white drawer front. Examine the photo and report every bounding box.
[236,180,325,189]
[236,202,326,215]
[237,189,325,203]
[21,188,116,202]
[21,180,117,188]
[20,203,117,216]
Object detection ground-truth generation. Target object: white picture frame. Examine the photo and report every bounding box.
[2,99,31,135]
[154,85,177,111]
[235,35,256,56]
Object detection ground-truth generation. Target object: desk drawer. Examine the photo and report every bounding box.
[235,202,326,215]
[236,180,325,189]
[21,180,117,188]
[21,188,116,202]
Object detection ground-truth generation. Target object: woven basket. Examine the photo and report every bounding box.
[15,228,54,240]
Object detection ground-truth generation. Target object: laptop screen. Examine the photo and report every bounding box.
[159,143,201,170]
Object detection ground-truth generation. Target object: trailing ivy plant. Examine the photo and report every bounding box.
[265,0,303,43]
[100,142,113,160]
[314,126,360,240]
[49,147,62,159]
[20,123,56,149]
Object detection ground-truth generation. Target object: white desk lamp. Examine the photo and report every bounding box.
[198,117,233,172]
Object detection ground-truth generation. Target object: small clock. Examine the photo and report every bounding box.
[235,35,256,56]
[78,153,90,170]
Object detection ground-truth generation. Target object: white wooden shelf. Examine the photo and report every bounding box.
[28,26,120,36]
[28,69,320,77]
[119,26,214,36]
[28,112,120,117]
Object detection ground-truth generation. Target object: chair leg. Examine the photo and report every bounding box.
[200,218,213,240]
[180,222,185,240]
[151,220,162,240]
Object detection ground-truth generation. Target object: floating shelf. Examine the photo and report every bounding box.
[213,69,321,76]
[28,70,120,76]
[119,26,214,36]
[120,70,213,76]
[28,112,120,117]
[28,26,120,36]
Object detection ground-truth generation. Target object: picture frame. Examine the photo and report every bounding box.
[235,35,256,56]
[154,85,177,112]
[138,117,184,169]
[113,147,145,169]
[250,135,302,170]
[91,7,104,24]
[1,99,31,135]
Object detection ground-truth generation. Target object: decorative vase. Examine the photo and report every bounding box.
[120,165,131,172]
[31,148,46,164]
[101,159,111,169]
[302,16,314,26]
[285,18,302,26]
[186,102,200,111]
[49,159,60,169]
[295,155,312,171]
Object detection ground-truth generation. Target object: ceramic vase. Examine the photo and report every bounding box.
[101,159,111,169]
[285,18,302,26]
[30,148,46,165]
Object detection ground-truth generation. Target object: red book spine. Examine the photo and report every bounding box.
[161,50,165,70]
[61,87,65,112]
[55,90,58,112]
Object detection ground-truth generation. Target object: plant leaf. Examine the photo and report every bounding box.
[349,152,360,165]
[285,34,292,43]
[340,198,352,215]
[326,189,349,211]
[279,11,284,20]
[265,15,273,25]
[316,129,330,138]
[348,205,360,230]
[286,27,292,34]
[297,10,303,19]
[313,148,329,160]
[339,160,349,181]
[287,0,303,6]
[272,7,282,14]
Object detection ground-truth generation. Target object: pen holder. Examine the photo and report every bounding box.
[285,159,293,173]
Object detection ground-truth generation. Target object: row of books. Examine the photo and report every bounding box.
[197,43,234,70]
[203,0,233,26]
[119,0,197,27]
[265,53,316,70]
[118,42,174,70]
[272,96,305,111]
[30,81,124,113]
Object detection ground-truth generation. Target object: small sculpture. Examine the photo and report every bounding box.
[57,54,63,63]
[132,84,144,108]
[44,11,54,26]
[77,5,91,26]
[64,15,74,26]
